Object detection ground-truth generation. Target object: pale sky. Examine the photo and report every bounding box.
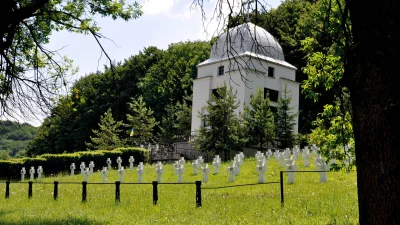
[6,0,282,126]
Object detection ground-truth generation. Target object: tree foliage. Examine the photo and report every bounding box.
[309,88,354,170]
[275,83,298,149]
[139,41,210,123]
[126,96,158,146]
[27,41,206,153]
[0,120,38,158]
[242,89,275,150]
[86,108,124,150]
[159,97,192,145]
[195,83,244,159]
[0,0,142,118]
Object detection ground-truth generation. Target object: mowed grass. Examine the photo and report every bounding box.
[0,157,358,225]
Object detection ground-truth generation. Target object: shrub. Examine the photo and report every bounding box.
[0,148,149,180]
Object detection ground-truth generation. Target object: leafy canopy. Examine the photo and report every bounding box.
[0,0,142,118]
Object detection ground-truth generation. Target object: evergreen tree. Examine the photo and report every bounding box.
[195,84,244,159]
[126,96,158,145]
[159,96,192,145]
[86,108,124,150]
[242,89,275,150]
[174,96,192,142]
[275,83,298,149]
[159,102,176,146]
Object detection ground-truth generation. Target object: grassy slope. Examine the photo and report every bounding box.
[0,157,358,225]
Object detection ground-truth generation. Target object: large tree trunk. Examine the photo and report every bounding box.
[347,0,400,223]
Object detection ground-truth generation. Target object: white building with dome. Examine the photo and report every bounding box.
[191,22,300,137]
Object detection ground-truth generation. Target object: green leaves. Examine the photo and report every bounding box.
[275,83,298,149]
[126,96,158,145]
[242,88,275,150]
[1,0,143,118]
[86,108,125,150]
[195,83,245,159]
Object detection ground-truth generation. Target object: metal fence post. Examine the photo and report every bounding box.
[195,181,202,207]
[82,181,87,202]
[53,181,58,200]
[28,181,33,199]
[152,181,158,205]
[280,171,284,207]
[5,181,10,199]
[115,181,120,203]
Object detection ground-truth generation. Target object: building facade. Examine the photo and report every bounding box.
[191,22,300,136]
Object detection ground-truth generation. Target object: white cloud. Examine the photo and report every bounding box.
[141,0,178,15]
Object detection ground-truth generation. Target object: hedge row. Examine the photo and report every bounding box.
[0,147,149,180]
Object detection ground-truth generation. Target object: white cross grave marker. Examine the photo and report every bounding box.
[129,156,135,170]
[233,159,240,176]
[29,167,35,181]
[70,163,76,176]
[227,163,235,182]
[280,154,286,168]
[89,161,95,175]
[317,159,328,183]
[101,167,108,183]
[314,154,322,169]
[179,157,185,165]
[201,164,210,183]
[155,162,164,183]
[118,166,125,183]
[212,156,221,174]
[256,160,268,183]
[198,156,204,164]
[21,167,26,182]
[303,150,310,167]
[176,161,185,183]
[287,164,295,184]
[266,149,272,160]
[173,161,179,174]
[80,162,85,175]
[192,159,201,175]
[37,166,43,181]
[83,168,90,182]
[106,158,112,170]
[137,162,144,183]
[239,152,245,166]
[116,157,122,170]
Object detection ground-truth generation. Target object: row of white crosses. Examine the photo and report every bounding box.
[227,152,245,182]
[20,166,43,182]
[173,157,185,183]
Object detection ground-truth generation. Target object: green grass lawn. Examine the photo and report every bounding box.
[0,157,358,225]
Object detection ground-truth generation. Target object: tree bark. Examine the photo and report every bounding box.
[347,0,400,223]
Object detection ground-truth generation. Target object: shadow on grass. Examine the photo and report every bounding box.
[0,216,106,225]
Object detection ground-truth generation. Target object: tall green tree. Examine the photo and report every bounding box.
[242,89,275,150]
[86,108,124,150]
[158,97,193,145]
[139,41,210,123]
[275,83,298,149]
[174,98,192,142]
[0,0,142,118]
[126,96,157,145]
[195,84,244,159]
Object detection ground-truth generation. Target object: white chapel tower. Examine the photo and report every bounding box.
[191,22,300,137]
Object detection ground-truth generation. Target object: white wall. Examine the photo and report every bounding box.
[191,76,212,134]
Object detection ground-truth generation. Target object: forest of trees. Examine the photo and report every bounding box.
[8,0,350,160]
[0,121,38,159]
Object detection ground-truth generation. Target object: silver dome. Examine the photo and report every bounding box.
[210,22,285,61]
